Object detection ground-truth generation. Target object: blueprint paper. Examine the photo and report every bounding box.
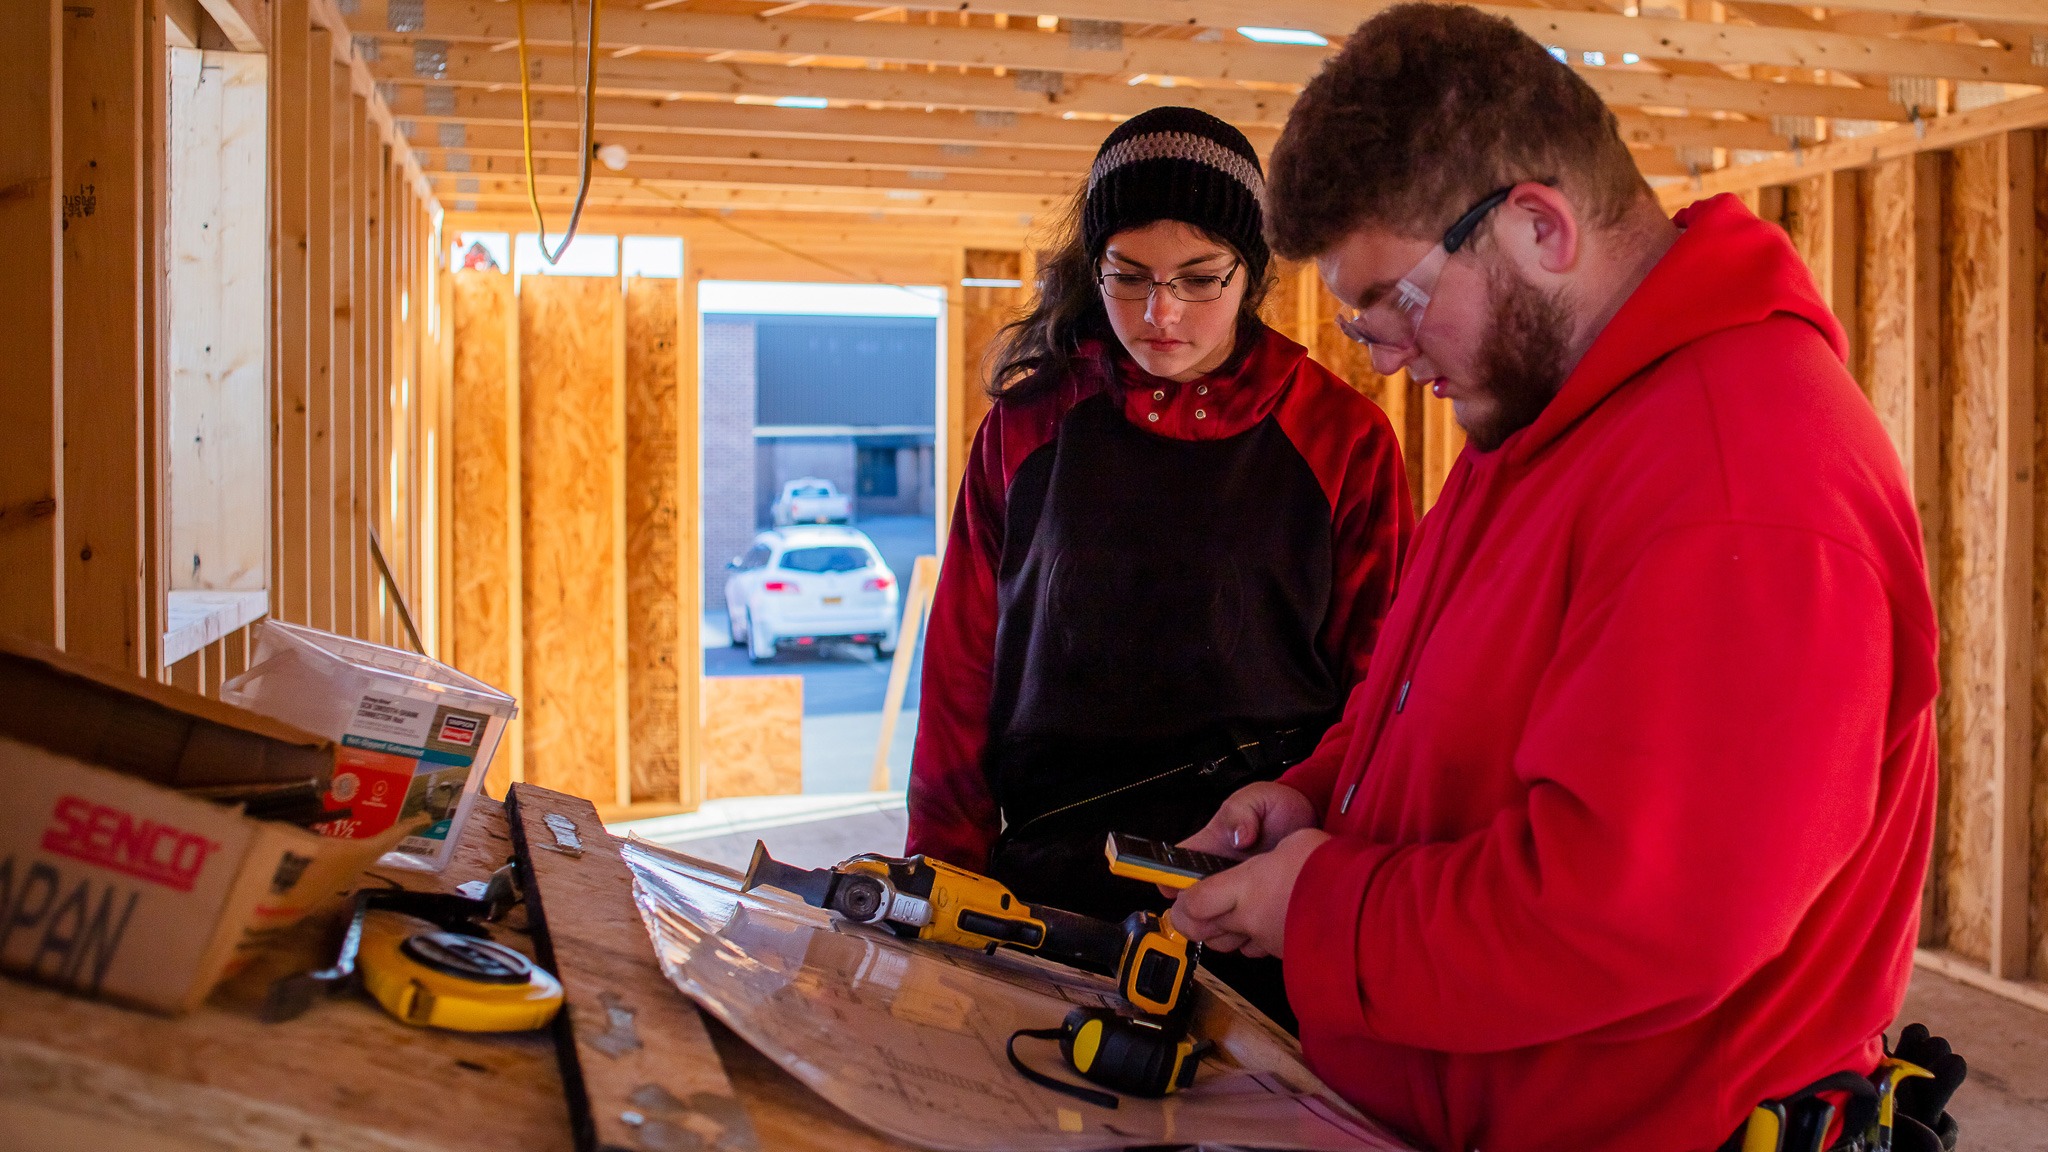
[623,840,1414,1152]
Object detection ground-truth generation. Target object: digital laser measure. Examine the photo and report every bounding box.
[1104,832,1237,890]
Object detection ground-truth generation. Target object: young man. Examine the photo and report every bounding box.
[1169,6,1956,1151]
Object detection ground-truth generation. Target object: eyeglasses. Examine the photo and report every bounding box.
[1097,260,1242,303]
[1335,186,1515,370]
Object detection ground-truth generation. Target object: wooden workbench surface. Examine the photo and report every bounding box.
[0,799,914,1152]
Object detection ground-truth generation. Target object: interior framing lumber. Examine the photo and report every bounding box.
[673,269,703,810]
[61,0,150,675]
[0,0,65,648]
[387,87,1197,153]
[441,180,1060,219]
[410,124,1093,179]
[308,25,338,633]
[378,33,1912,125]
[1984,128,2035,982]
[846,0,2048,35]
[1662,90,2048,208]
[274,0,313,627]
[368,46,1297,126]
[426,154,1081,198]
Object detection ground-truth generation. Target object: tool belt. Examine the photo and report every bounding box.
[1715,1057,1936,1152]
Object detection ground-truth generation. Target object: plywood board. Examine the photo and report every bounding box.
[504,786,759,1152]
[1784,177,1832,306]
[1935,136,2008,966]
[1862,156,1917,460]
[701,675,802,800]
[521,274,625,806]
[959,248,1022,484]
[625,277,685,805]
[167,48,268,596]
[450,271,519,798]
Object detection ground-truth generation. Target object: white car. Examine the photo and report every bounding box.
[725,526,900,663]
[771,477,852,526]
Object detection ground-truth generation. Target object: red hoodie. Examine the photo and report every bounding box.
[1277,195,1940,1152]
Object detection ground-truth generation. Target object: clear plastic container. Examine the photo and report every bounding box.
[221,619,517,872]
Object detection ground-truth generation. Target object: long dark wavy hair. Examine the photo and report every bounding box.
[986,192,1273,403]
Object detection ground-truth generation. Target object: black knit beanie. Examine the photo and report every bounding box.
[1082,106,1270,284]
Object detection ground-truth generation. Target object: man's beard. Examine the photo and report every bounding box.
[1460,261,1574,452]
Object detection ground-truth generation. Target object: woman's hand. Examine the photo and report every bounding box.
[1169,827,1332,958]
[1180,781,1318,858]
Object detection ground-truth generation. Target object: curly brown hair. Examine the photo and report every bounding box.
[1267,3,1650,260]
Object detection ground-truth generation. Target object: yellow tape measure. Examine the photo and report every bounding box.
[358,912,564,1032]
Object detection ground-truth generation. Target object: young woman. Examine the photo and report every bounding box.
[907,107,1411,1017]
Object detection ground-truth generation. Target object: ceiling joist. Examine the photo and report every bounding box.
[440,177,1057,218]
[869,0,2048,34]
[333,1,2047,227]
[370,41,1297,125]
[386,86,1228,152]
[429,154,1082,197]
[353,0,2048,86]
[413,122,1096,178]
[374,37,1916,127]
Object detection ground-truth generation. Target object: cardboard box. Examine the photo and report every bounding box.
[0,637,405,1014]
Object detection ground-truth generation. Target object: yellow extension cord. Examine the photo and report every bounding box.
[515,0,598,265]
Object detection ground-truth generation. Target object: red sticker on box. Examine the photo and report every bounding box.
[435,714,481,747]
[316,746,416,840]
[40,795,222,892]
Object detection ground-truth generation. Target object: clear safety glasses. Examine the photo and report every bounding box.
[1334,186,1516,371]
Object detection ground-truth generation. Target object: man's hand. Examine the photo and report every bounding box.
[1169,827,1331,958]
[1180,781,1319,857]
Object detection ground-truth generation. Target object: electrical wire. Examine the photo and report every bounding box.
[622,176,958,312]
[516,0,600,265]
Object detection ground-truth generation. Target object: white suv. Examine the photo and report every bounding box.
[724,526,900,663]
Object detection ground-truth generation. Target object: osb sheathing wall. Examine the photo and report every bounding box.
[521,276,627,807]
[449,271,519,796]
[1746,127,2048,997]
[624,277,689,806]
[447,269,696,813]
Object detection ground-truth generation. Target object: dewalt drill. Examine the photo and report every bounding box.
[740,842,1198,1019]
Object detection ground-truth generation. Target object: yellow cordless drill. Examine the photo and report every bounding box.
[740,842,1198,1019]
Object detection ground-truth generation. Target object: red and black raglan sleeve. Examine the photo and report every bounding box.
[904,405,1017,871]
[1277,365,1414,695]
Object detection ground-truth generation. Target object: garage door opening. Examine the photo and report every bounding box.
[698,279,945,801]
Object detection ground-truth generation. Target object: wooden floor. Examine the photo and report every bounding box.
[1899,967,2048,1149]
